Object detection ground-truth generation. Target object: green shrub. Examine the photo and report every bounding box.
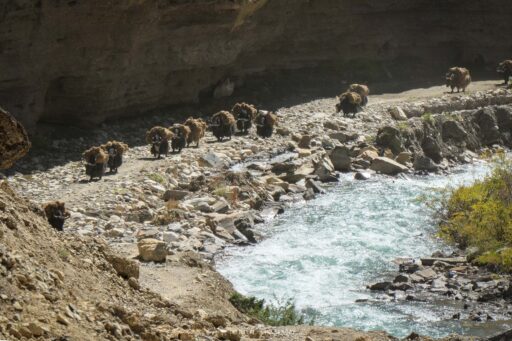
[437,157,512,271]
[147,173,166,185]
[421,112,434,124]
[229,292,313,326]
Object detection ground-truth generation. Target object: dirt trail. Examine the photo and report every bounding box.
[370,80,500,104]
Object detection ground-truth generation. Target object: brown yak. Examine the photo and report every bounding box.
[445,67,471,93]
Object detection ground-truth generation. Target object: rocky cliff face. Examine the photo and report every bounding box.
[1,0,511,128]
[0,107,30,169]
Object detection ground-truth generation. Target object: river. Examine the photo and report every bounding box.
[217,160,511,338]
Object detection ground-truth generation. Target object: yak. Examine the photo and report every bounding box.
[83,146,109,181]
[210,111,236,142]
[497,60,512,85]
[169,124,191,153]
[335,91,362,117]
[255,110,278,138]
[101,140,128,173]
[43,201,70,231]
[445,67,471,93]
[348,84,370,106]
[184,117,207,147]
[232,102,257,134]
[146,126,172,159]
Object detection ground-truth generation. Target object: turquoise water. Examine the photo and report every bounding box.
[216,161,511,338]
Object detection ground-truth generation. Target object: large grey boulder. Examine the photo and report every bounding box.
[329,146,351,172]
[370,157,408,175]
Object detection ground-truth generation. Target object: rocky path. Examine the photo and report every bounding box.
[5,80,512,340]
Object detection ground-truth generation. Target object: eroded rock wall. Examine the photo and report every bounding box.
[1,0,511,128]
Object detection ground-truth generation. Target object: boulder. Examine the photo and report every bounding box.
[395,151,412,165]
[413,155,438,172]
[376,126,404,155]
[313,157,337,182]
[389,106,408,121]
[298,135,312,149]
[442,120,468,141]
[474,108,502,145]
[271,162,297,174]
[329,146,351,171]
[369,281,392,291]
[329,131,357,143]
[200,152,231,168]
[370,157,408,175]
[163,189,189,201]
[0,107,31,169]
[106,254,140,279]
[305,179,324,194]
[137,239,167,262]
[303,188,316,200]
[354,171,371,180]
[421,136,442,163]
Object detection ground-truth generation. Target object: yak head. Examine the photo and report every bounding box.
[151,134,163,148]
[445,72,454,87]
[107,146,118,159]
[172,127,182,138]
[212,116,222,126]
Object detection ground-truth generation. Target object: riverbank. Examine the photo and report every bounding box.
[4,80,512,340]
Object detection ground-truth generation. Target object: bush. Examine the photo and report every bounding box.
[437,157,512,271]
[229,292,313,326]
[421,112,434,124]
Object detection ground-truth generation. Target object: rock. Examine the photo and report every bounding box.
[0,107,31,169]
[393,274,409,283]
[389,106,408,121]
[271,162,297,174]
[211,199,230,214]
[200,152,231,168]
[420,257,466,266]
[305,179,324,194]
[358,149,379,162]
[370,157,408,175]
[354,171,371,180]
[106,254,140,279]
[303,188,316,200]
[395,151,412,165]
[474,107,501,145]
[376,126,404,155]
[329,146,351,171]
[369,281,392,291]
[137,239,167,263]
[276,127,291,136]
[413,155,438,172]
[421,136,442,163]
[163,190,189,201]
[323,120,345,131]
[432,278,446,288]
[442,120,468,141]
[163,231,180,243]
[298,135,312,148]
[313,157,337,182]
[27,322,45,337]
[128,277,140,290]
[328,131,357,143]
[297,148,312,157]
[415,268,437,280]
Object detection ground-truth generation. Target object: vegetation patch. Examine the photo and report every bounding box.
[421,112,434,124]
[435,157,512,272]
[147,173,166,185]
[229,292,314,326]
